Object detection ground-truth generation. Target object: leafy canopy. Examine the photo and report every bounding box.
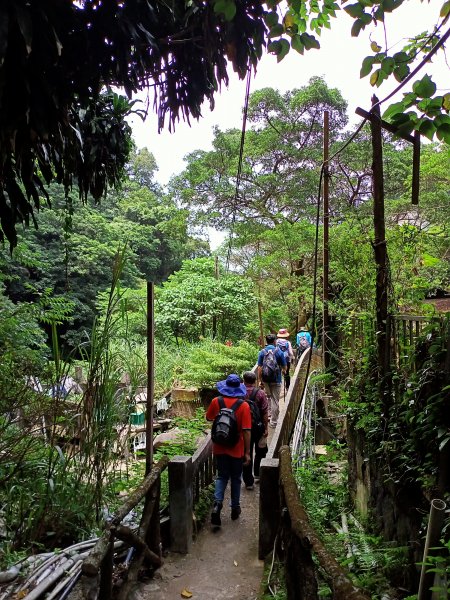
[0,0,266,247]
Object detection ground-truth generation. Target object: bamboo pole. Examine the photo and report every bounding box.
[19,552,91,600]
[418,498,447,600]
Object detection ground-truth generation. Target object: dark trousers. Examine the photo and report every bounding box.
[285,361,291,389]
[214,454,243,509]
[242,434,268,487]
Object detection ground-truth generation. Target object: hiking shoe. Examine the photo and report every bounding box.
[254,477,260,483]
[245,485,254,490]
[211,502,222,527]
[231,506,241,520]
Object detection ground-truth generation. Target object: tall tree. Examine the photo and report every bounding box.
[155,258,256,343]
[0,151,207,351]
[172,78,348,229]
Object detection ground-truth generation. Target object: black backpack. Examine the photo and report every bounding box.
[261,348,280,383]
[246,388,265,439]
[211,396,243,447]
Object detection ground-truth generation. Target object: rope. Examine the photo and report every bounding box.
[289,164,325,444]
[225,67,252,272]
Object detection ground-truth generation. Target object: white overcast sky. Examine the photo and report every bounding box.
[128,2,448,188]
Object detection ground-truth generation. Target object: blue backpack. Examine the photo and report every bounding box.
[276,339,290,360]
[261,348,280,383]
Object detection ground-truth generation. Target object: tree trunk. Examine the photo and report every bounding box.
[370,96,391,411]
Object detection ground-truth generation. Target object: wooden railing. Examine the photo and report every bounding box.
[168,434,215,554]
[342,314,440,360]
[267,349,323,457]
[259,348,372,600]
[278,446,370,600]
[259,348,321,559]
[192,434,215,504]
[72,433,214,598]
[77,456,169,600]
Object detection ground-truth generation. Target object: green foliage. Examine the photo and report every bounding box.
[275,1,450,144]
[171,80,351,332]
[0,250,139,557]
[294,444,349,538]
[422,537,450,600]
[270,0,450,144]
[194,484,215,527]
[178,339,258,388]
[294,443,409,597]
[110,408,209,514]
[337,313,449,495]
[172,79,348,231]
[0,283,49,368]
[155,257,257,343]
[384,319,450,489]
[0,0,266,248]
[261,556,287,600]
[0,153,203,354]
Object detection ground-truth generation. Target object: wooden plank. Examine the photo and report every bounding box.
[355,106,415,143]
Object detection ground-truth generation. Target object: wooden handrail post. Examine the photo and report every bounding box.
[98,533,114,600]
[259,457,281,559]
[168,456,194,553]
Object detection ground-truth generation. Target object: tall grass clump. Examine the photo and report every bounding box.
[0,248,135,564]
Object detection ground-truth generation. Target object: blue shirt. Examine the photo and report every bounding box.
[257,344,287,384]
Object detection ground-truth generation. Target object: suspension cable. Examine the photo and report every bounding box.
[289,163,325,444]
[225,67,252,272]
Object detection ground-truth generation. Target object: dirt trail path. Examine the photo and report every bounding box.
[133,483,265,600]
[132,389,286,600]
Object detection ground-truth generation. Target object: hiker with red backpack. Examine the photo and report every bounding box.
[242,371,269,490]
[206,374,251,527]
[257,333,287,429]
[276,328,295,390]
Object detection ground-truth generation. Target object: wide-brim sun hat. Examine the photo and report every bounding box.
[277,328,290,338]
[216,373,247,397]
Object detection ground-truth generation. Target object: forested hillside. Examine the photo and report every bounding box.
[0,77,449,598]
